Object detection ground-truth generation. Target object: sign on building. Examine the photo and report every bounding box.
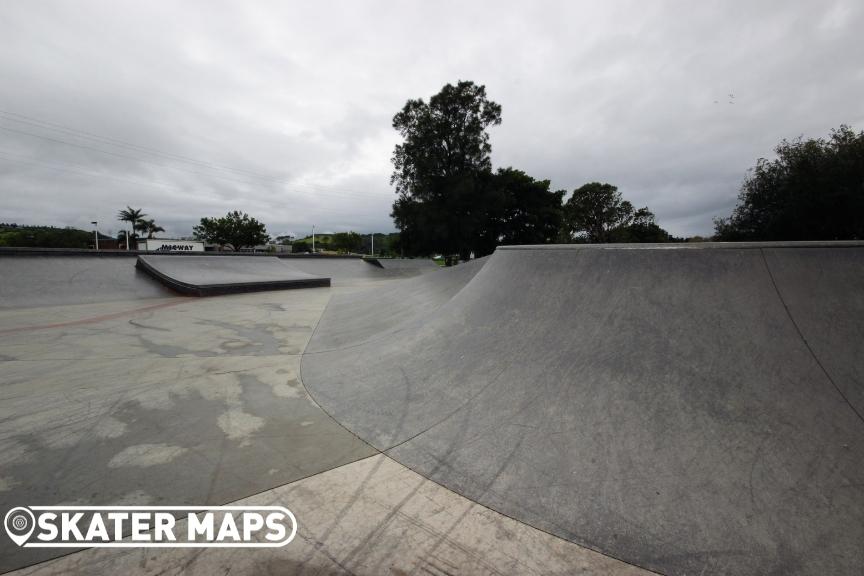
[137,239,205,252]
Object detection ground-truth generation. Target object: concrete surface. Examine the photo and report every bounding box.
[364,257,440,272]
[301,244,864,576]
[306,257,485,352]
[10,454,656,576]
[0,257,173,309]
[0,254,649,576]
[285,258,435,286]
[4,245,863,575]
[136,256,330,295]
[0,283,373,572]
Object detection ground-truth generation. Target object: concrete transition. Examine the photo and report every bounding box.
[136,255,330,296]
[301,243,864,576]
[0,256,174,309]
[281,256,440,285]
[363,257,440,272]
[307,256,485,352]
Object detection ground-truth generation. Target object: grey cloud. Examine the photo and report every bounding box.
[1,0,862,238]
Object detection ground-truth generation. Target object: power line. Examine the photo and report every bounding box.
[0,109,374,189]
[0,149,183,193]
[0,110,264,176]
[0,150,388,216]
[0,109,392,199]
[0,124,390,202]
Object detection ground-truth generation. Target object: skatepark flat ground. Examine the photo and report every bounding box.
[1,246,862,575]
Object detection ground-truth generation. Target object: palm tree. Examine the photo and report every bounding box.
[140,219,165,239]
[117,207,145,249]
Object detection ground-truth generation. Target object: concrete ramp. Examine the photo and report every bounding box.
[279,256,391,285]
[278,256,437,285]
[137,255,330,296]
[0,256,173,308]
[307,257,486,352]
[364,257,440,273]
[301,243,864,576]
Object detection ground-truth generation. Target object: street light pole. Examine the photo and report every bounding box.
[371,233,374,256]
[312,225,315,253]
[91,221,99,251]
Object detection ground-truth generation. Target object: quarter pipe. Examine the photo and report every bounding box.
[301,243,864,576]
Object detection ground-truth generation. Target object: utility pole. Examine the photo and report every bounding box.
[91,221,99,250]
[312,225,315,253]
[371,233,374,256]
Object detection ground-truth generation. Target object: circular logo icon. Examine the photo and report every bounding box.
[4,507,35,546]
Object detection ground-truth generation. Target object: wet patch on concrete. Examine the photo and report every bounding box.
[0,356,375,573]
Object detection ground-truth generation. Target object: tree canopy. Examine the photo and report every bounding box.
[117,206,145,244]
[715,125,864,240]
[138,219,165,238]
[391,81,503,258]
[477,168,565,253]
[332,231,363,253]
[563,182,669,243]
[0,224,94,249]
[391,80,502,199]
[193,211,269,249]
[389,81,674,256]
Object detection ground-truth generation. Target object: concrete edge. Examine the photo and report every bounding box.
[279,254,365,260]
[134,256,331,296]
[498,240,864,250]
[362,257,385,268]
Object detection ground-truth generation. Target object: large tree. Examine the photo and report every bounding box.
[563,182,669,243]
[476,168,565,252]
[390,81,502,258]
[193,211,269,249]
[714,125,864,240]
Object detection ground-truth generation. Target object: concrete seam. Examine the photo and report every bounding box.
[759,248,864,426]
[0,454,380,576]
[298,290,383,458]
[373,451,665,576]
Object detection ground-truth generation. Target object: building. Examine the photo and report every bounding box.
[137,238,205,252]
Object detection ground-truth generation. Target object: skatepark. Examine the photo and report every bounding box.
[1,243,862,575]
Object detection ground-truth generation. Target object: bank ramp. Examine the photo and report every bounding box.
[301,242,864,576]
[279,256,440,285]
[0,256,173,308]
[137,255,330,296]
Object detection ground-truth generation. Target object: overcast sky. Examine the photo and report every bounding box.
[1,1,862,239]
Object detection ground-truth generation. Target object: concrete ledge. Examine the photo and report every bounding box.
[278,253,365,259]
[499,240,864,250]
[136,255,330,296]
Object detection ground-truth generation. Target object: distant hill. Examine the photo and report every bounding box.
[0,223,108,249]
[294,233,335,245]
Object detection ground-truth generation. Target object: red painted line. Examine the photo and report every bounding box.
[0,299,189,335]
